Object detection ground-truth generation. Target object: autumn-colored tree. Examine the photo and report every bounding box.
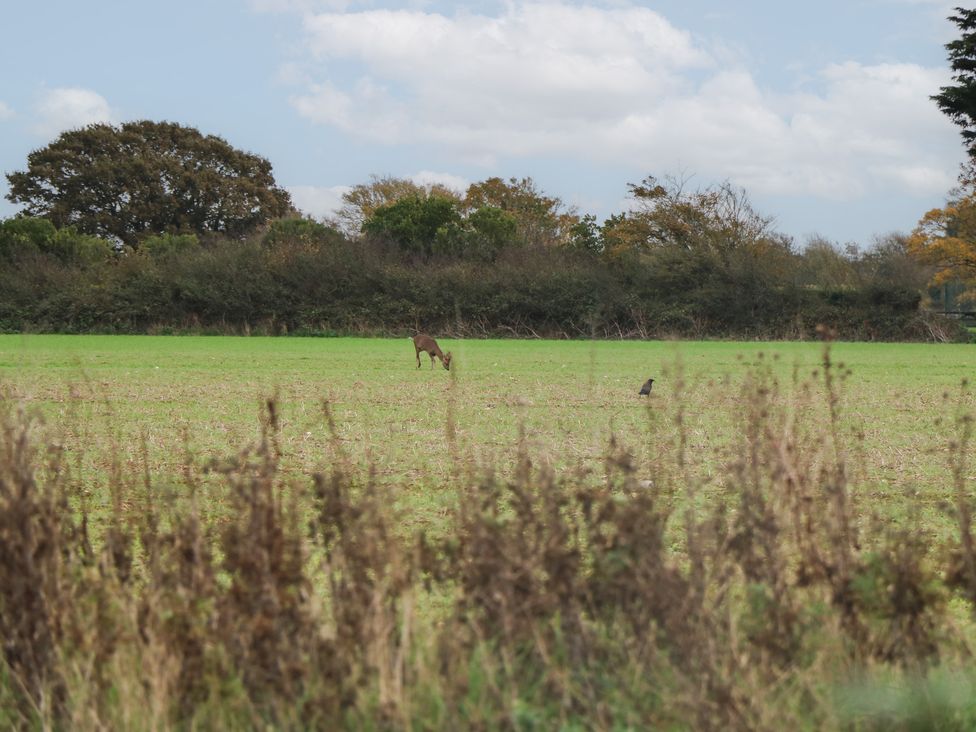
[567,214,603,253]
[795,236,861,289]
[603,175,793,275]
[600,212,656,258]
[336,175,461,235]
[859,233,932,290]
[912,8,976,291]
[462,176,577,247]
[908,186,976,285]
[5,121,292,247]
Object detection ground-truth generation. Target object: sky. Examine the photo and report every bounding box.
[0,0,968,246]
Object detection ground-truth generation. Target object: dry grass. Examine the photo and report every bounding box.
[1,339,976,729]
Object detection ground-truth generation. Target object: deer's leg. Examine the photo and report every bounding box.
[416,347,421,368]
[429,353,435,369]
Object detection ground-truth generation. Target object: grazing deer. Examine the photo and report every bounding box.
[413,334,452,370]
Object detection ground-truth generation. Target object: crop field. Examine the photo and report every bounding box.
[0,334,973,533]
[2,333,976,729]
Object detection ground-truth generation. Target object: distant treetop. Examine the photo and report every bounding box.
[933,7,976,160]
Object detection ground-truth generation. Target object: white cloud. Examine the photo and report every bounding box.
[249,0,365,13]
[0,101,13,120]
[287,2,959,199]
[887,0,954,6]
[291,78,408,140]
[768,62,957,197]
[288,184,351,219]
[410,169,468,193]
[32,87,114,139]
[292,3,708,166]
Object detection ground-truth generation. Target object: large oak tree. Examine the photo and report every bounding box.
[5,120,293,246]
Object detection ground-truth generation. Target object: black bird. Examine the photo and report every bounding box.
[638,378,654,396]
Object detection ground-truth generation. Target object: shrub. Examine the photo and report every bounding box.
[0,216,113,264]
[262,217,345,250]
[0,216,966,341]
[140,232,200,259]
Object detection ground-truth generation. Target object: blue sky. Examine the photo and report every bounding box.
[0,0,966,246]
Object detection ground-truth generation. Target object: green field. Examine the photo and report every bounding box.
[3,333,976,729]
[1,334,972,533]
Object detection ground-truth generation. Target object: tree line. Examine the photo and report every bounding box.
[0,198,959,340]
[7,0,976,347]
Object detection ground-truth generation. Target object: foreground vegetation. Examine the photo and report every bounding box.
[2,336,976,729]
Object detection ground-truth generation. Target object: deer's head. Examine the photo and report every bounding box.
[443,352,452,370]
